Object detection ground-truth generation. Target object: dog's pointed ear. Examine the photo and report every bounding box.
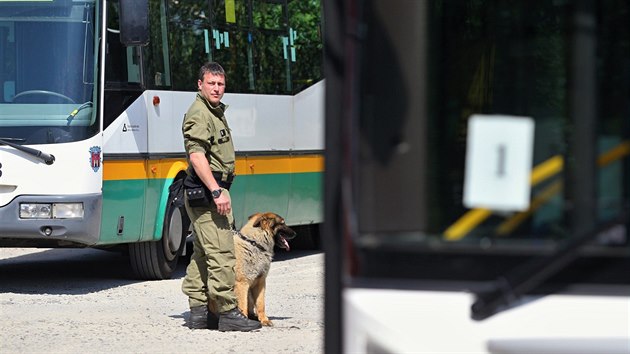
[251,213,264,227]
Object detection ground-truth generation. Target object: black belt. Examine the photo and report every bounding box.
[212,171,234,190]
[212,171,234,183]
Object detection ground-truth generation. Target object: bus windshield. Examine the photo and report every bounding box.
[0,0,99,144]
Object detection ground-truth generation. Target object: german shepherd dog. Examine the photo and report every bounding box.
[232,212,296,326]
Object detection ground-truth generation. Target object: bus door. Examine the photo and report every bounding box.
[100,0,149,244]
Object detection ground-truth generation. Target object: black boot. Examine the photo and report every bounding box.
[207,311,219,330]
[218,307,262,332]
[189,305,208,329]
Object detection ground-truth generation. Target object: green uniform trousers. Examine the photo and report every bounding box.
[181,189,237,313]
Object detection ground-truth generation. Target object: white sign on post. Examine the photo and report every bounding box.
[463,114,535,212]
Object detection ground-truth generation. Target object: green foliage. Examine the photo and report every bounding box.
[143,0,323,94]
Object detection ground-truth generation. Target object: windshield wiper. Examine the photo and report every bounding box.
[0,137,26,143]
[470,213,627,321]
[0,138,55,165]
[67,101,93,125]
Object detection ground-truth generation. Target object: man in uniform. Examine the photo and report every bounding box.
[181,62,261,332]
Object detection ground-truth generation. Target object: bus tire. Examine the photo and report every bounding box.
[129,196,190,280]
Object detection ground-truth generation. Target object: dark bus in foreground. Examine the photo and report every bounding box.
[323,1,630,353]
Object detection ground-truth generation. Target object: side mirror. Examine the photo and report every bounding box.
[119,0,149,46]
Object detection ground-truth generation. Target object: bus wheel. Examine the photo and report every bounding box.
[129,197,190,280]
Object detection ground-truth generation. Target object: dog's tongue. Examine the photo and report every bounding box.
[281,236,290,251]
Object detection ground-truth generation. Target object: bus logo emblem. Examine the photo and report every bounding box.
[89,146,102,172]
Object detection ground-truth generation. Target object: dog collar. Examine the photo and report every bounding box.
[237,231,268,252]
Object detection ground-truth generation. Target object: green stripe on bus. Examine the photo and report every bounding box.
[98,172,322,244]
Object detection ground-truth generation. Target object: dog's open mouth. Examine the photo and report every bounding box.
[272,222,296,251]
[279,234,290,251]
[276,228,296,251]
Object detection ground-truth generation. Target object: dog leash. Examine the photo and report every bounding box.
[236,231,268,252]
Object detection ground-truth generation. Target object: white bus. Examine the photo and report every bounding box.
[323,1,630,353]
[0,0,324,280]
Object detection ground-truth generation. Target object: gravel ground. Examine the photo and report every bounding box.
[0,247,323,353]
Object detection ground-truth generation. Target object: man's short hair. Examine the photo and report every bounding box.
[198,62,226,82]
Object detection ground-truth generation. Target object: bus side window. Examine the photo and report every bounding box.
[105,1,124,84]
[0,26,8,102]
[105,1,141,85]
[143,0,172,89]
[167,0,209,91]
[105,32,124,84]
[104,1,143,130]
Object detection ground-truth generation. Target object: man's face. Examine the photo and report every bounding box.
[198,72,225,107]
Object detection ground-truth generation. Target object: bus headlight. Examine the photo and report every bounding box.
[20,203,84,219]
[20,203,52,219]
[52,203,84,219]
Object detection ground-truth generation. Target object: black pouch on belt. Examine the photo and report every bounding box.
[183,174,211,207]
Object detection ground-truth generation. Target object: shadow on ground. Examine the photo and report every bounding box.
[0,246,321,296]
[0,248,190,295]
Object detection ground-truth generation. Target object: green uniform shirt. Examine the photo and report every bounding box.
[182,93,235,175]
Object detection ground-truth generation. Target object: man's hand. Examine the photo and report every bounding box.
[214,191,231,215]
[189,152,230,214]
